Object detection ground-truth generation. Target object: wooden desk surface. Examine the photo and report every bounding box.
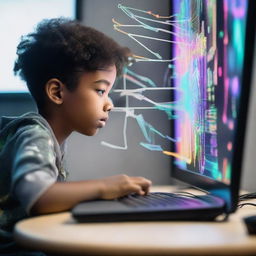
[14,186,256,256]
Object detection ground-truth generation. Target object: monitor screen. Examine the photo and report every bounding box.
[0,0,76,94]
[169,0,253,189]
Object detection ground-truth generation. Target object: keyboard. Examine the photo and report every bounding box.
[118,192,210,209]
[72,191,226,222]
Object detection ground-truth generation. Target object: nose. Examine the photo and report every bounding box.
[104,97,114,112]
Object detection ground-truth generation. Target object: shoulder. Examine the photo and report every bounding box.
[14,118,53,149]
[16,121,52,141]
[1,113,56,157]
[1,112,51,139]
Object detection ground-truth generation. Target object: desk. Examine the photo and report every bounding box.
[14,186,256,255]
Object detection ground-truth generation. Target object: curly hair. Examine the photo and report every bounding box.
[14,18,130,109]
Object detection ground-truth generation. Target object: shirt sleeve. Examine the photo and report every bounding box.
[11,124,60,214]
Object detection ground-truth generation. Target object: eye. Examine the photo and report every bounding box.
[96,89,106,96]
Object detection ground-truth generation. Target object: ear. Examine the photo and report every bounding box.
[45,78,64,105]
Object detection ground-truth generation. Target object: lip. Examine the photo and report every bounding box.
[98,117,108,128]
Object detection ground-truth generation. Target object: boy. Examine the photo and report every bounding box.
[0,18,151,253]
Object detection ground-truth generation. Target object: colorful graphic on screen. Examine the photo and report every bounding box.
[170,0,248,184]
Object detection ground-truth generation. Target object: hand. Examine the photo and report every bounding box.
[31,175,152,214]
[99,174,152,200]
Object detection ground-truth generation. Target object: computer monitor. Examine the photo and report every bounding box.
[170,0,256,212]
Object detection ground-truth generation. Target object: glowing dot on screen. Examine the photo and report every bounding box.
[219,31,224,38]
[222,158,228,174]
[224,35,229,45]
[228,120,234,130]
[232,76,239,95]
[233,20,244,66]
[222,115,227,124]
[227,142,232,151]
[218,66,223,77]
[225,77,229,88]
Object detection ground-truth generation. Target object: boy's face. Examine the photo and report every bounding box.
[62,65,116,136]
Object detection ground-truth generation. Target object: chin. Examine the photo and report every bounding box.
[80,129,98,136]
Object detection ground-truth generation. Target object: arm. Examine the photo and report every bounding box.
[31,174,152,215]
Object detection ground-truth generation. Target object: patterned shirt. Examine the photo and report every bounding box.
[0,112,67,253]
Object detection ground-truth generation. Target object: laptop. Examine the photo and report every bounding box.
[72,0,256,222]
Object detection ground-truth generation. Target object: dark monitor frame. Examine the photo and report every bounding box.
[171,0,256,213]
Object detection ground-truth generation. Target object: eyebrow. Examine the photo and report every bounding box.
[93,79,111,86]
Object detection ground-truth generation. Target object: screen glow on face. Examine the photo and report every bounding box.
[0,0,76,93]
[172,0,248,184]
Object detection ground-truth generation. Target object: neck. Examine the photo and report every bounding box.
[39,109,72,145]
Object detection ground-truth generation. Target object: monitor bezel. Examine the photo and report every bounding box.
[171,0,256,213]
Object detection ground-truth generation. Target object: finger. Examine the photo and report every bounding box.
[143,184,151,195]
[128,184,145,196]
[131,177,152,192]
[131,176,152,186]
[138,180,151,194]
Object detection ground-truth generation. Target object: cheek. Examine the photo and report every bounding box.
[81,95,98,113]
[68,92,91,110]
[75,94,100,120]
